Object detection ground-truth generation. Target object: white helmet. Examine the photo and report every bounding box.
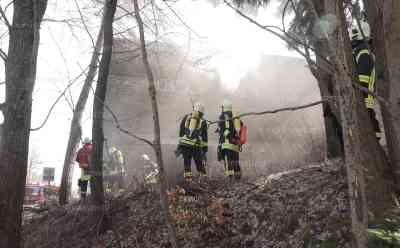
[141,154,150,161]
[193,101,205,114]
[349,20,371,41]
[222,99,232,112]
[83,137,91,144]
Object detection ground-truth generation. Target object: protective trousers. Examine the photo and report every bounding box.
[78,168,90,198]
[223,149,241,179]
[181,145,206,179]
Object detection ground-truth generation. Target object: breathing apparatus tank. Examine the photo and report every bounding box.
[233,110,241,135]
[188,110,200,136]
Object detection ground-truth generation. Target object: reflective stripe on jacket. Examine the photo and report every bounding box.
[80,168,91,181]
[178,114,208,148]
[219,112,240,152]
[354,45,376,109]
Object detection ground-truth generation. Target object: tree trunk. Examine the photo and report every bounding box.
[132,0,179,247]
[336,6,368,247]
[314,40,344,158]
[59,22,104,206]
[90,0,117,206]
[379,0,400,193]
[0,1,47,247]
[313,0,369,246]
[348,1,395,217]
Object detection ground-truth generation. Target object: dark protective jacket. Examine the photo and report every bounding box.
[218,111,241,152]
[179,113,208,151]
[352,40,376,109]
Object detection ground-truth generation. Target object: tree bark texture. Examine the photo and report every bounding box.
[132,0,180,247]
[90,0,117,206]
[313,0,368,246]
[376,0,400,193]
[347,1,394,215]
[0,1,47,247]
[313,0,392,221]
[314,39,344,158]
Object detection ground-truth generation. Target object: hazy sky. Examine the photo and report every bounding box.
[0,0,299,186]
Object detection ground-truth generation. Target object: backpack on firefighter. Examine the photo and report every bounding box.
[175,102,208,156]
[217,101,246,161]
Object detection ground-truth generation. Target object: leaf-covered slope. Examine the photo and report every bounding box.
[23,160,352,248]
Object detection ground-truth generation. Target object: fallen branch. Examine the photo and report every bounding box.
[207,100,325,125]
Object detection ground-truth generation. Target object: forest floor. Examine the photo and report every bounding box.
[22,160,400,248]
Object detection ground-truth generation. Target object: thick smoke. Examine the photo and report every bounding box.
[104,39,325,185]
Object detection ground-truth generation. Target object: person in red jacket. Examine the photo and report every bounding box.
[76,137,93,199]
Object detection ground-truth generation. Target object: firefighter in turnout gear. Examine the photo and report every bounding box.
[178,102,208,181]
[217,100,242,180]
[350,19,381,140]
[75,137,92,199]
[104,145,126,193]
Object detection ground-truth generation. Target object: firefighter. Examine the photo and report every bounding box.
[217,100,242,180]
[350,20,381,140]
[107,146,126,192]
[177,102,208,181]
[75,137,92,199]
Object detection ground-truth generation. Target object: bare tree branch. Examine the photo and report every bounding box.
[3,1,13,13]
[74,0,96,50]
[30,67,89,131]
[225,0,395,117]
[114,2,151,21]
[0,48,7,62]
[207,100,326,125]
[281,0,291,32]
[0,4,11,29]
[117,5,157,36]
[223,0,336,75]
[48,27,76,112]
[161,0,204,39]
[88,83,154,147]
[42,18,80,24]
